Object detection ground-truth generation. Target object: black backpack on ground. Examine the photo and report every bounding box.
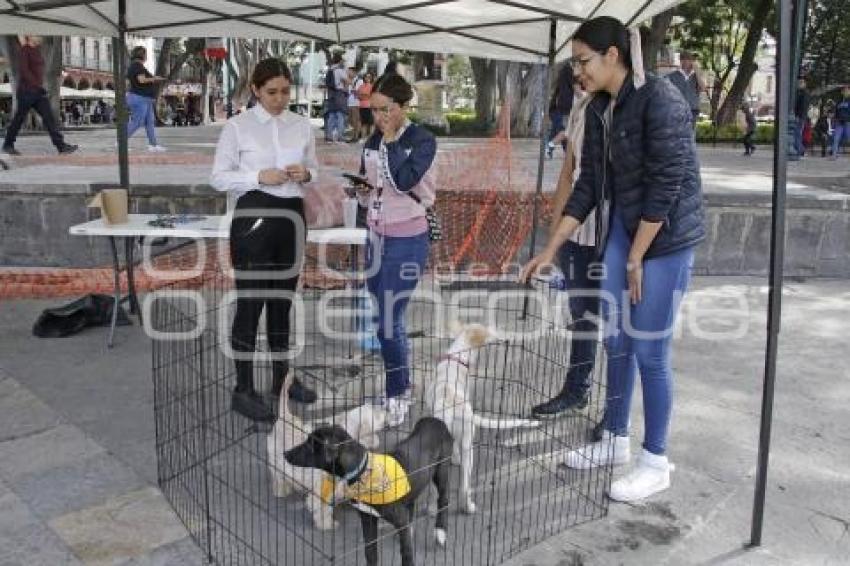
[33,294,130,338]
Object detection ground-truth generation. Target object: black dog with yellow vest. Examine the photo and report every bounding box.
[285,417,453,566]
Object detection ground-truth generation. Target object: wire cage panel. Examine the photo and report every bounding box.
[151,272,617,566]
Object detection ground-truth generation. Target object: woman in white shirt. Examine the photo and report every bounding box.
[211,58,318,422]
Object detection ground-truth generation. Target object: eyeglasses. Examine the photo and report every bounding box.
[370,104,395,116]
[569,53,599,71]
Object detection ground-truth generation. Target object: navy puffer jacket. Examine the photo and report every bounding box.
[564,73,706,259]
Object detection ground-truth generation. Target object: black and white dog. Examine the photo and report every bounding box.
[285,417,453,566]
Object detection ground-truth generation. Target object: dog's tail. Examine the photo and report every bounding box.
[279,370,295,421]
[472,414,541,430]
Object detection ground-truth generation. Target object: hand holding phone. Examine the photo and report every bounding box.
[342,173,375,197]
[342,173,374,191]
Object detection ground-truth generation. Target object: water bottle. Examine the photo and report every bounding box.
[548,271,567,291]
[356,288,381,352]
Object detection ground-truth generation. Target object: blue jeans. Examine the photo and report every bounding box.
[326,110,346,141]
[547,111,565,144]
[126,93,158,145]
[366,231,430,398]
[794,118,806,156]
[556,241,599,398]
[832,122,850,156]
[601,212,694,456]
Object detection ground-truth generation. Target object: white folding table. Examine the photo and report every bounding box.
[69,214,367,347]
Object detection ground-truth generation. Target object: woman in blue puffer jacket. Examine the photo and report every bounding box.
[521,16,705,503]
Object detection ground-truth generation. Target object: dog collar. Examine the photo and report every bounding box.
[343,452,369,485]
[439,353,469,368]
[322,453,412,507]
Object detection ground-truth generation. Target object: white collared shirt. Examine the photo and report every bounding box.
[210,105,318,199]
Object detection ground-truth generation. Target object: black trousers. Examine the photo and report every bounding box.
[743,130,755,154]
[229,190,305,392]
[3,90,66,149]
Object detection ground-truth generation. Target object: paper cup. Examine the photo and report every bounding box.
[88,189,128,225]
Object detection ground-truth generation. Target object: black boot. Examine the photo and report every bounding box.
[269,366,317,405]
[231,386,275,422]
[531,390,588,419]
[287,378,317,404]
[270,362,289,399]
[591,412,606,441]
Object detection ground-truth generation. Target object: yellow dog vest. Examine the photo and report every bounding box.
[321,453,411,506]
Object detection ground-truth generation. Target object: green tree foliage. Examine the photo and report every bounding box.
[805,0,850,104]
[672,0,773,125]
[446,55,475,110]
[673,0,751,120]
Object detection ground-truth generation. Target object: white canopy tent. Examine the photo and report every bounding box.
[0,0,682,62]
[0,0,798,550]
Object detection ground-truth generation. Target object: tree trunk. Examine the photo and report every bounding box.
[504,62,521,126]
[820,27,839,114]
[716,0,772,125]
[152,38,204,125]
[0,37,20,117]
[509,63,545,137]
[42,38,62,126]
[155,39,176,78]
[201,59,210,125]
[709,77,723,121]
[470,57,498,125]
[232,39,256,108]
[642,10,675,72]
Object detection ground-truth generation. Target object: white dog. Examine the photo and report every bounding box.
[423,323,540,514]
[267,371,388,530]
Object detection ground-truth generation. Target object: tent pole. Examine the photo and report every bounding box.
[522,18,555,318]
[750,0,792,547]
[307,40,315,119]
[527,18,557,264]
[113,0,129,190]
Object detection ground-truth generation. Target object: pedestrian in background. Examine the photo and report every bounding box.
[357,71,375,140]
[741,102,756,156]
[666,51,703,128]
[793,77,810,158]
[347,66,362,142]
[830,86,850,159]
[814,105,834,158]
[2,35,78,156]
[546,65,575,158]
[324,52,349,143]
[126,45,167,151]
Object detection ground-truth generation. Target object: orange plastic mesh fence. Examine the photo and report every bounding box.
[1,106,560,299]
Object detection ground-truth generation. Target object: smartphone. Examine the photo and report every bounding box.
[342,173,374,191]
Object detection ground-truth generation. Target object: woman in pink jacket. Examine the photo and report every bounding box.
[353,74,437,427]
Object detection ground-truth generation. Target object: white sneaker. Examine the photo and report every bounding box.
[564,432,630,470]
[147,145,167,152]
[385,396,410,428]
[608,449,673,503]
